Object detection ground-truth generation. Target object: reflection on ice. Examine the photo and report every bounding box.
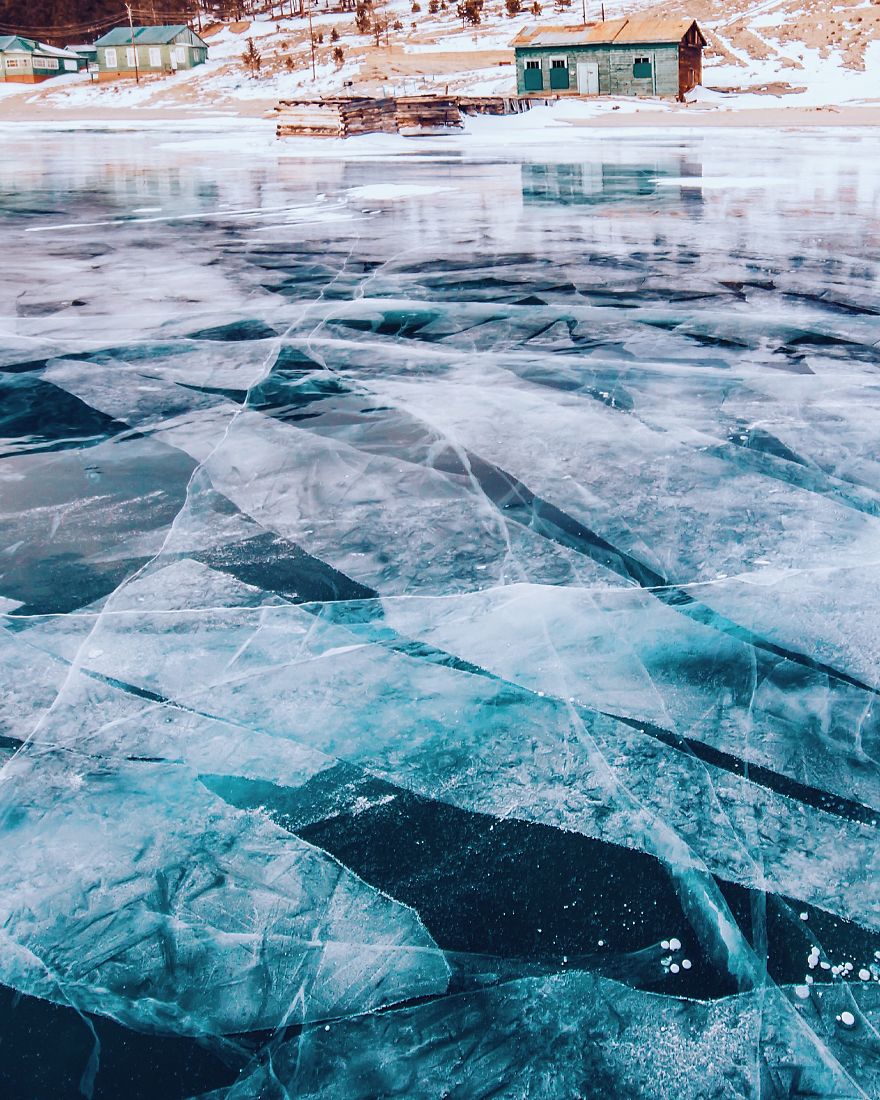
[1,127,879,1098]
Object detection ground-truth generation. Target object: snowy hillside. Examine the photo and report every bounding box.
[3,0,880,111]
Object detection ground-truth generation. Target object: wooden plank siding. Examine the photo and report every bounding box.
[515,43,684,98]
[679,44,702,95]
[514,21,706,99]
[97,43,208,78]
[94,27,209,79]
[611,43,680,96]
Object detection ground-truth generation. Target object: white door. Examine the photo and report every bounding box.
[577,62,599,95]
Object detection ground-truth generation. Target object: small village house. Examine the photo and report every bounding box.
[513,18,706,100]
[93,26,209,81]
[66,44,98,67]
[0,36,87,82]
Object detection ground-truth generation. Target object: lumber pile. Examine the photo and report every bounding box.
[275,94,536,139]
[275,100,346,138]
[457,95,531,115]
[339,96,397,136]
[275,96,397,138]
[394,95,463,135]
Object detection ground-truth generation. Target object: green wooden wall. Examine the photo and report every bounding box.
[515,43,681,97]
[97,41,207,74]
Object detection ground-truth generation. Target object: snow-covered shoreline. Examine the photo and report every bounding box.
[2,2,880,125]
[1,97,878,149]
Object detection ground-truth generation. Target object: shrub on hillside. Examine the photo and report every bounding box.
[457,0,483,23]
[355,1,373,32]
[241,37,262,77]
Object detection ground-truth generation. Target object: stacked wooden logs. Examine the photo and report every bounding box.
[457,95,529,115]
[339,96,398,136]
[274,96,397,138]
[394,95,463,135]
[275,94,533,139]
[275,99,347,138]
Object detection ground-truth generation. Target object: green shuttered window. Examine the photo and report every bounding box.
[633,56,652,78]
[523,59,543,91]
[549,56,569,90]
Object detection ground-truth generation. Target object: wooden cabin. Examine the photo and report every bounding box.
[0,36,86,82]
[93,25,208,81]
[513,18,706,100]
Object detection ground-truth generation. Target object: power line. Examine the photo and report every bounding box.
[0,0,302,39]
[0,5,204,38]
[0,25,119,39]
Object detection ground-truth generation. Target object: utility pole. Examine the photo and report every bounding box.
[581,0,586,25]
[125,3,140,84]
[306,0,316,78]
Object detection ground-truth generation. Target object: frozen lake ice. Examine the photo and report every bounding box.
[1,125,879,1098]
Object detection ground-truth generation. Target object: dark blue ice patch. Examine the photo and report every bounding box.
[0,376,135,457]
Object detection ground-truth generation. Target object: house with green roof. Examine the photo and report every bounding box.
[93,25,208,81]
[0,35,86,83]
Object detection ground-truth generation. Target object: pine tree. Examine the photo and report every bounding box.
[456,0,483,25]
[354,1,372,34]
[241,35,262,76]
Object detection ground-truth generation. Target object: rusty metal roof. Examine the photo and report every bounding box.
[512,17,704,48]
[511,25,577,46]
[576,18,638,44]
[511,20,624,47]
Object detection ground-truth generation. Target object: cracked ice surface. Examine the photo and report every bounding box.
[1,129,880,1098]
